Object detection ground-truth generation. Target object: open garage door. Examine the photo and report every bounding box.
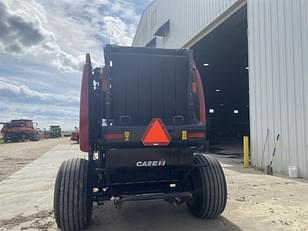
[192,5,249,154]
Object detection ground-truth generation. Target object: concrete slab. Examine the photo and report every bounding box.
[0,144,84,221]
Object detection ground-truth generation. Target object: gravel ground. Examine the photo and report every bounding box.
[0,144,308,231]
[0,138,71,182]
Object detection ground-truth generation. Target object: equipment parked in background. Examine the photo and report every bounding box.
[49,125,62,138]
[54,45,227,231]
[70,127,79,143]
[0,119,40,142]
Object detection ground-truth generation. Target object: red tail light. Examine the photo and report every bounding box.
[104,133,123,140]
[188,132,205,139]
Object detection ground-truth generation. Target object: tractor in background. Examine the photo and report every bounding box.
[49,125,62,138]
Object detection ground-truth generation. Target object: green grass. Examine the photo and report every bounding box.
[0,138,4,144]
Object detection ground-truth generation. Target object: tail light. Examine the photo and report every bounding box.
[104,133,123,140]
[187,132,206,139]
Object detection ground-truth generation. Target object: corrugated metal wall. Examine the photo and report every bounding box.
[248,0,308,178]
[133,0,241,48]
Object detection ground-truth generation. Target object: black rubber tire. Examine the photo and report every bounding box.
[54,158,93,231]
[187,153,227,218]
[21,134,26,142]
[30,133,40,141]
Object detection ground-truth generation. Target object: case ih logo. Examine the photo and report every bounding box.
[136,159,166,167]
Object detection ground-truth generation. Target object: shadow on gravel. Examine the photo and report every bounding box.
[88,200,242,231]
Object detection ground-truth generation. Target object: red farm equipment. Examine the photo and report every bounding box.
[0,119,40,142]
[71,127,80,143]
[54,45,227,231]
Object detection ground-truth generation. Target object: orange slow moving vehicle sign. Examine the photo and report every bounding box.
[142,118,171,146]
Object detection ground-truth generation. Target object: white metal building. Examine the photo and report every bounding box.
[133,0,308,178]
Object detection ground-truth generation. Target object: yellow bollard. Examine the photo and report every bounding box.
[243,136,249,168]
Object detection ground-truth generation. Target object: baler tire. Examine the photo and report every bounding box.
[54,158,93,231]
[187,153,227,218]
[54,161,65,229]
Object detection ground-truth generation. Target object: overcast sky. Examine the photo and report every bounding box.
[0,0,150,130]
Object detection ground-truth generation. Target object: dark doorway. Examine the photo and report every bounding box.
[192,5,249,155]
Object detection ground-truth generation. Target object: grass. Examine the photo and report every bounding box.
[0,138,4,144]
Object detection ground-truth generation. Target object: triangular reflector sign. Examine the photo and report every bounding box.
[142,118,171,146]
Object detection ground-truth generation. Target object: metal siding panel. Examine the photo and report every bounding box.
[258,1,269,166]
[278,0,286,173]
[299,0,308,178]
[208,0,212,23]
[133,0,240,48]
[292,0,305,177]
[270,0,283,173]
[248,0,308,178]
[250,0,264,167]
[285,0,297,170]
[300,1,307,177]
[249,0,257,165]
[262,0,271,168]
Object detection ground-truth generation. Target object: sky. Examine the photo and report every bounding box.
[0,0,151,130]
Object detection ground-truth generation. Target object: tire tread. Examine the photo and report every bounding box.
[54,158,92,231]
[187,153,227,219]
